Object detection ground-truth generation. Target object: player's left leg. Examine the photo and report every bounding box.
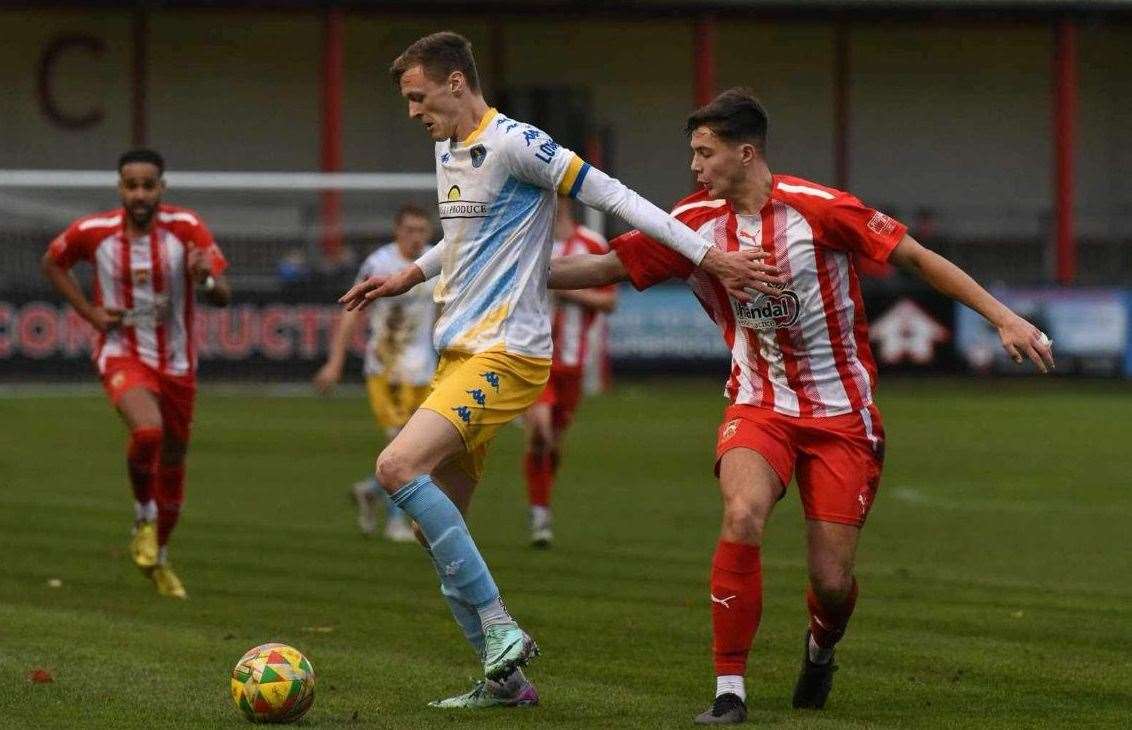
[791,406,884,709]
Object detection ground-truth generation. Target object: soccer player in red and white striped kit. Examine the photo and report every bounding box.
[523,198,616,547]
[42,148,231,599]
[549,89,1054,724]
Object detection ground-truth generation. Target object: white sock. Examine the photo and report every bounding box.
[808,634,834,665]
[716,675,745,701]
[134,500,157,522]
[476,598,513,629]
[158,546,168,565]
[530,505,550,524]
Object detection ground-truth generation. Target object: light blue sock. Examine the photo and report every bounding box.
[378,483,406,522]
[440,581,485,659]
[391,474,499,607]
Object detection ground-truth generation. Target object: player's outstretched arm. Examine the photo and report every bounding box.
[570,166,783,301]
[548,252,628,291]
[889,235,1055,373]
[339,265,424,311]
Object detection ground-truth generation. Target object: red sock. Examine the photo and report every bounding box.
[806,578,859,649]
[155,464,185,546]
[711,540,763,676]
[126,428,162,506]
[524,451,553,508]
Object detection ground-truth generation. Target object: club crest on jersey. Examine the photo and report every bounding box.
[470,144,487,168]
[132,267,151,286]
[734,289,801,330]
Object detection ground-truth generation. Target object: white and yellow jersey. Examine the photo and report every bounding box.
[432,108,589,358]
[356,243,438,385]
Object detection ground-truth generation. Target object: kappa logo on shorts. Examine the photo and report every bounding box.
[467,388,487,407]
[721,419,740,442]
[480,371,501,393]
[452,405,473,424]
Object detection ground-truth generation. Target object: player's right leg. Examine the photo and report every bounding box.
[695,407,794,726]
[104,361,164,575]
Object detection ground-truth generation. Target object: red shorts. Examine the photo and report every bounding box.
[535,370,583,430]
[715,403,885,527]
[101,357,197,442]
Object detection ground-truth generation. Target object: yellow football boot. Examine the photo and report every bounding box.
[151,563,188,599]
[129,521,159,572]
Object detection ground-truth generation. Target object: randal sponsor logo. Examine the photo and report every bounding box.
[734,290,801,330]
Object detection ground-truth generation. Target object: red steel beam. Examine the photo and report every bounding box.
[131,7,147,145]
[693,16,716,108]
[833,19,850,190]
[1052,17,1077,285]
[320,7,345,258]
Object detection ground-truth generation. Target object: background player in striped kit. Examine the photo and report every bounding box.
[314,204,438,542]
[548,88,1054,724]
[41,148,231,599]
[523,197,616,547]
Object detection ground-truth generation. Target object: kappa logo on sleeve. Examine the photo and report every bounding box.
[867,211,898,237]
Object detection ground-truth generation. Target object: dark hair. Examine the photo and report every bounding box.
[684,88,768,152]
[390,31,480,91]
[394,203,430,225]
[117,148,165,175]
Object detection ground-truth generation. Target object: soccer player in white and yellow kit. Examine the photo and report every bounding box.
[340,31,782,709]
[314,204,437,542]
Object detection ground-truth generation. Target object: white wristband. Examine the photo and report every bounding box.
[202,275,216,292]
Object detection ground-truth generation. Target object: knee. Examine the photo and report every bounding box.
[721,498,766,544]
[376,448,417,492]
[130,426,163,453]
[809,563,855,602]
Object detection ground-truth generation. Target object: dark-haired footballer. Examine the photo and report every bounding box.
[41,148,230,599]
[549,88,1055,724]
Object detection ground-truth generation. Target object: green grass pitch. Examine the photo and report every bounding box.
[1,378,1130,727]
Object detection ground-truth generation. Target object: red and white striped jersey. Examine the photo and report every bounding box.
[47,204,228,377]
[550,224,610,374]
[612,175,907,417]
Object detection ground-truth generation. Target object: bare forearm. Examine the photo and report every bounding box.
[548,253,628,290]
[42,259,95,321]
[900,247,1012,327]
[326,306,363,366]
[556,287,617,313]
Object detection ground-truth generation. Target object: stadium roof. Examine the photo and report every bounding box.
[13,0,1132,11]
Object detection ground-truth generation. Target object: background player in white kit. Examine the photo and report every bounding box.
[314,204,438,542]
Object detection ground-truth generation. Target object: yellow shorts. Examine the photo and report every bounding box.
[421,348,551,481]
[366,375,431,432]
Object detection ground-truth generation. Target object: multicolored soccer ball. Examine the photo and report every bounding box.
[230,643,315,723]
